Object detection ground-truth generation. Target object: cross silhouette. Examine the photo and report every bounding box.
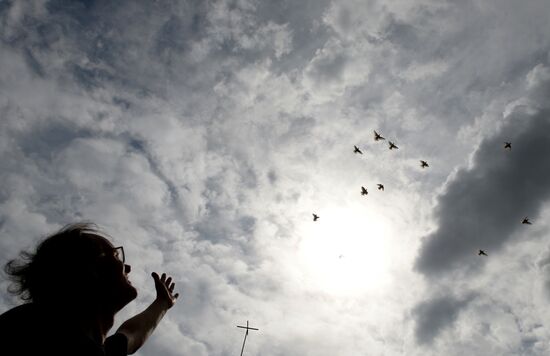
[236,320,259,356]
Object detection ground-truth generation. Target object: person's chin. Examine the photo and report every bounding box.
[128,284,138,301]
[123,275,137,295]
[112,286,137,312]
[123,280,138,301]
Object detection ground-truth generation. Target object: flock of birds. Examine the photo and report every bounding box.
[310,131,532,258]
[353,131,428,197]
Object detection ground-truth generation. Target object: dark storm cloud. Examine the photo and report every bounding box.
[415,88,550,276]
[413,293,475,345]
[408,62,550,351]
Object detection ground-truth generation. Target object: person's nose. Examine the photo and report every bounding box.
[124,264,131,274]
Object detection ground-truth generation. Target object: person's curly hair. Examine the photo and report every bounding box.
[4,222,112,303]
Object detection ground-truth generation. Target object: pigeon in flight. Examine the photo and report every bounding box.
[504,142,512,150]
[388,141,399,150]
[354,145,363,154]
[478,250,488,256]
[374,130,385,141]
[522,217,532,225]
[361,186,368,196]
[420,160,429,168]
[377,184,384,191]
[313,213,320,222]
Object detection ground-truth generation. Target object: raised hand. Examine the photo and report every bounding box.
[151,272,179,309]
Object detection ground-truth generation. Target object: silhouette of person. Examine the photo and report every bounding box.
[0,223,179,356]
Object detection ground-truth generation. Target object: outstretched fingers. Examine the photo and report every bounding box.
[151,271,180,308]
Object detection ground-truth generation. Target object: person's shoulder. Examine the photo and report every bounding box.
[0,303,44,338]
[0,303,43,354]
[0,303,38,325]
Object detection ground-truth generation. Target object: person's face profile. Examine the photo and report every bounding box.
[91,237,138,311]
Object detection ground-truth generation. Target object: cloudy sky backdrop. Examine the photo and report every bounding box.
[1,0,550,355]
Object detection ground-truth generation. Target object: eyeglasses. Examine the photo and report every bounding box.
[113,246,125,265]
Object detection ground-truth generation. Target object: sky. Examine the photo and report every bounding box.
[1,0,550,355]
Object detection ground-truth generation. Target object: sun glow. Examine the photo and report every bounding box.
[297,204,393,296]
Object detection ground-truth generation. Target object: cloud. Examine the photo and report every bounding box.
[413,292,476,345]
[305,46,348,84]
[527,63,550,107]
[415,65,550,277]
[535,240,550,302]
[410,63,550,350]
[1,1,550,355]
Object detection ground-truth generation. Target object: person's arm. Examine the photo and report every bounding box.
[116,272,179,354]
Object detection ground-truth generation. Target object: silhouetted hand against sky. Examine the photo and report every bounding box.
[152,272,179,309]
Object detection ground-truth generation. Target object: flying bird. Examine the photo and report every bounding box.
[374,130,385,141]
[504,142,512,150]
[377,184,384,191]
[420,160,429,168]
[313,213,320,221]
[354,145,363,154]
[361,186,368,196]
[522,217,532,225]
[388,141,398,150]
[478,250,488,256]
